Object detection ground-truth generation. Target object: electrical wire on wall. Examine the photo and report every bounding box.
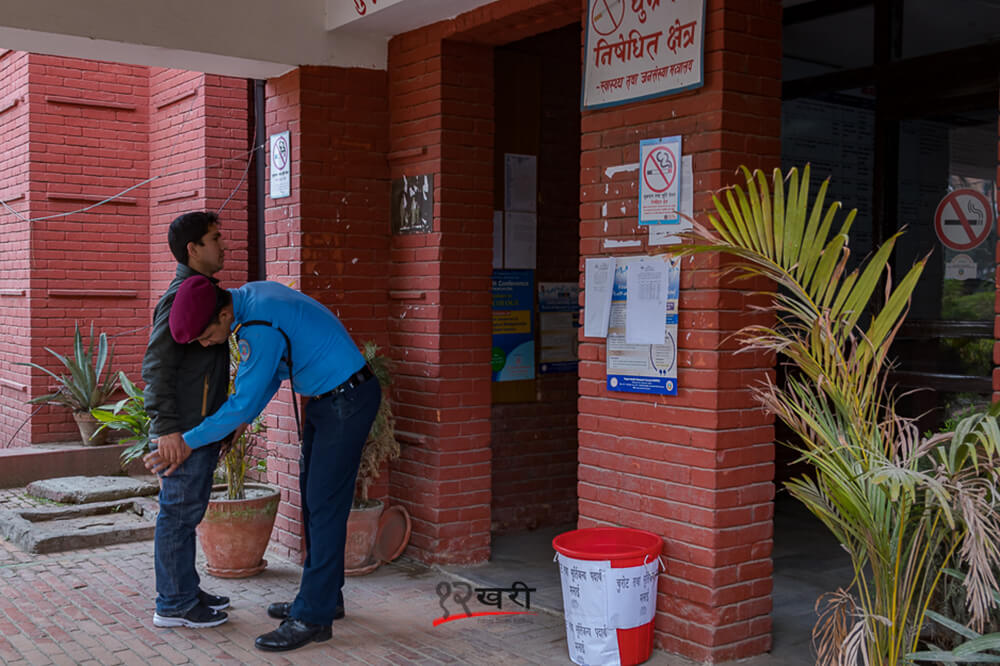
[0,89,266,446]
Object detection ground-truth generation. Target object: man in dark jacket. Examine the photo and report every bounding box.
[142,211,233,629]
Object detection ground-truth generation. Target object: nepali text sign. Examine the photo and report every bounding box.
[583,0,705,110]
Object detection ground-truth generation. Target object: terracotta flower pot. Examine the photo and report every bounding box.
[345,499,383,573]
[196,483,279,578]
[73,411,109,446]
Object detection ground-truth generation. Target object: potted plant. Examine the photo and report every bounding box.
[196,412,276,578]
[23,322,120,446]
[345,341,400,573]
[94,340,278,579]
[675,165,1000,665]
[91,371,152,467]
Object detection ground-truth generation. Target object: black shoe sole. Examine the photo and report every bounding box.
[255,629,332,652]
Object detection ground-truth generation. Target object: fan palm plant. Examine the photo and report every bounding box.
[671,165,1000,665]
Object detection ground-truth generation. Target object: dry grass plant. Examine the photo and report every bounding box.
[669,166,1000,665]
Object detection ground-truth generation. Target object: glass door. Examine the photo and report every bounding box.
[891,107,996,429]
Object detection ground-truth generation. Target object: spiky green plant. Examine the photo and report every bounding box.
[671,166,1000,665]
[22,322,119,412]
[92,371,152,467]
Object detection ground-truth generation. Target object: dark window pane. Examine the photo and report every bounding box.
[781,90,876,270]
[783,5,874,80]
[902,0,1000,59]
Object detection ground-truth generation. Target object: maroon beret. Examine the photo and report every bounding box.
[169,276,219,344]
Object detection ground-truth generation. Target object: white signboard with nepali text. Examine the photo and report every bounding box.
[583,0,705,110]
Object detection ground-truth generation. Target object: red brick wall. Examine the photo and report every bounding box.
[149,70,249,297]
[25,54,151,443]
[0,55,250,447]
[577,0,781,661]
[263,66,390,561]
[0,50,32,445]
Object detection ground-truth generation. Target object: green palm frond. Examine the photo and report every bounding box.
[668,166,1000,665]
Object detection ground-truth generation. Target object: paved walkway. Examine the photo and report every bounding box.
[0,488,690,666]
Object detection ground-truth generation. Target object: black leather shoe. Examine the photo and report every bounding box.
[255,619,332,652]
[267,601,344,621]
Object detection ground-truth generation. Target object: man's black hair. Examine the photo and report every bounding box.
[168,211,219,265]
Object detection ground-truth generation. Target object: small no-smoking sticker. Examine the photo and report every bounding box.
[934,189,994,251]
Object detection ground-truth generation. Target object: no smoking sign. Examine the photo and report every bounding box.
[639,136,682,225]
[934,189,994,251]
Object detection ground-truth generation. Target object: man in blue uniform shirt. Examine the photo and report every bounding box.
[145,275,381,653]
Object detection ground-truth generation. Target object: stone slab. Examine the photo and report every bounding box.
[0,498,157,553]
[26,475,158,504]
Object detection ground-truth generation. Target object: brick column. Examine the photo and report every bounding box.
[386,33,495,564]
[264,66,390,561]
[0,50,31,446]
[577,0,781,661]
[25,55,151,443]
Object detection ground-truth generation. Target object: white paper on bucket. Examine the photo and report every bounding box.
[558,554,660,666]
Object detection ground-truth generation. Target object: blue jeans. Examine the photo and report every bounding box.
[154,441,220,615]
[289,375,381,625]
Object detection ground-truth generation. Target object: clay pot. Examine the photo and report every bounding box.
[73,411,109,446]
[345,499,383,573]
[197,483,280,578]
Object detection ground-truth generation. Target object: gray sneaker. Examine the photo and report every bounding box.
[153,600,229,628]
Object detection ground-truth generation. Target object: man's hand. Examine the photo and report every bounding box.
[144,432,192,476]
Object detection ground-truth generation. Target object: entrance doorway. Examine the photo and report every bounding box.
[490,24,582,540]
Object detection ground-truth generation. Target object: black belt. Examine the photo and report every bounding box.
[312,365,374,401]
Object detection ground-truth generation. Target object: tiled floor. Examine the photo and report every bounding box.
[0,486,846,665]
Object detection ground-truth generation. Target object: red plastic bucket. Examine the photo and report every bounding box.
[553,528,662,666]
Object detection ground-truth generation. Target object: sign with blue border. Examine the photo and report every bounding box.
[639,136,682,225]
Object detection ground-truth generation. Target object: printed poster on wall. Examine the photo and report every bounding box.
[607,255,680,395]
[492,270,535,382]
[538,282,580,375]
[639,135,682,224]
[583,0,706,110]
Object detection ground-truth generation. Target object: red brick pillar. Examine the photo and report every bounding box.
[0,50,32,446]
[149,70,250,298]
[24,55,151,443]
[577,0,781,661]
[387,34,495,564]
[264,66,390,561]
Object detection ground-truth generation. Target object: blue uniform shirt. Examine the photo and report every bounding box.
[182,281,365,448]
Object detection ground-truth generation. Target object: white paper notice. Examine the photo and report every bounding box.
[584,257,615,338]
[504,212,536,269]
[558,554,661,666]
[624,257,669,344]
[607,560,660,630]
[650,155,693,246]
[505,154,537,212]
[493,210,503,269]
[558,555,619,666]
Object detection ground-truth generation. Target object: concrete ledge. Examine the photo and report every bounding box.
[0,443,139,489]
